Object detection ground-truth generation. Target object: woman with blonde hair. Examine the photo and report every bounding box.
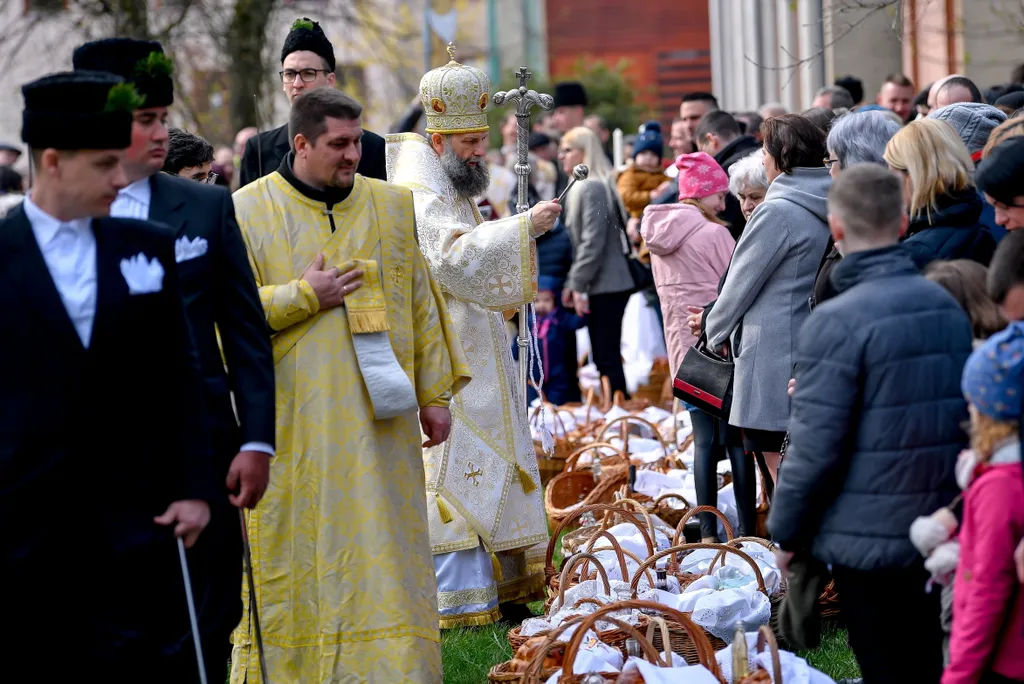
[557,125,635,397]
[982,115,1024,159]
[884,119,996,268]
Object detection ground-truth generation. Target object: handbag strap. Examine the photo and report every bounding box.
[597,176,636,258]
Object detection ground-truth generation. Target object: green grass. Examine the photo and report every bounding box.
[441,617,860,683]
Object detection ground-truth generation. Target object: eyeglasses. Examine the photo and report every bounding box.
[557,147,575,156]
[203,172,219,185]
[279,68,327,84]
[823,157,840,168]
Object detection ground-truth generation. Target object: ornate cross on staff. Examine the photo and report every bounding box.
[493,67,553,414]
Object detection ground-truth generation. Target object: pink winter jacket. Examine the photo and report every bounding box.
[943,461,1024,684]
[640,202,735,373]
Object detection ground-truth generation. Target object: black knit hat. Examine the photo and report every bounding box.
[281,18,335,72]
[976,137,1024,206]
[22,71,140,151]
[553,82,587,108]
[72,38,174,108]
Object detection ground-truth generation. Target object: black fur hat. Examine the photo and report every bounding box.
[553,82,588,108]
[22,71,139,150]
[281,18,335,73]
[976,137,1024,207]
[72,38,174,108]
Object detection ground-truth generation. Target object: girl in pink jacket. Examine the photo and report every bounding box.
[640,151,735,374]
[944,321,1024,684]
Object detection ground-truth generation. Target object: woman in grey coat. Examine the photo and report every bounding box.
[705,114,832,485]
[558,126,636,397]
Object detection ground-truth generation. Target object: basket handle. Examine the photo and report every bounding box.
[671,505,735,544]
[565,442,627,472]
[757,625,783,684]
[598,414,671,460]
[654,492,693,510]
[645,615,673,665]
[628,542,768,597]
[554,551,611,612]
[520,614,588,683]
[580,532,656,589]
[609,497,659,553]
[544,504,651,585]
[561,600,720,678]
[561,614,665,677]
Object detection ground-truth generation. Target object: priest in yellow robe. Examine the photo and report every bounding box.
[228,87,470,683]
[387,48,563,628]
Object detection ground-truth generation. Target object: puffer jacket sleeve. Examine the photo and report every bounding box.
[769,309,859,550]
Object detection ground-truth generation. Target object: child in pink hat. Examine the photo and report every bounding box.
[640,151,734,374]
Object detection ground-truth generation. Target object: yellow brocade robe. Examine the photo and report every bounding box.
[228,172,470,683]
[386,133,548,558]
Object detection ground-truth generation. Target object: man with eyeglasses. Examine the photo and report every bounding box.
[238,17,387,188]
[73,37,275,682]
[163,127,217,183]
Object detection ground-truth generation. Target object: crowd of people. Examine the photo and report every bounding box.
[2,8,1024,684]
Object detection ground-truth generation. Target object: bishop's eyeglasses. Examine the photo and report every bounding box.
[279,68,328,84]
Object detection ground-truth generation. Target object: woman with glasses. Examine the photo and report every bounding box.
[557,126,635,398]
[884,119,996,269]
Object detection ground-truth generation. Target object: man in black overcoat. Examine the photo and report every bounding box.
[0,70,215,680]
[73,38,276,681]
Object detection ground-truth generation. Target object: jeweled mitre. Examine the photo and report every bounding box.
[419,44,490,135]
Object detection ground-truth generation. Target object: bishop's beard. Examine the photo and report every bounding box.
[441,141,490,200]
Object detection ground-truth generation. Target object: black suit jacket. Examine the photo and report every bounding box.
[238,123,387,187]
[149,172,275,473]
[0,208,216,668]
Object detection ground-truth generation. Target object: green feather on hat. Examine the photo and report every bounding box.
[104,82,146,113]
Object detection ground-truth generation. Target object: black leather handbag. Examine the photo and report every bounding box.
[672,333,734,419]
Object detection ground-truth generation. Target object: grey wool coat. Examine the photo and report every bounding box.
[705,167,832,432]
[563,178,634,296]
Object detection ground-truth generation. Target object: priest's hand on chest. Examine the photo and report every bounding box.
[420,406,452,448]
[302,253,363,310]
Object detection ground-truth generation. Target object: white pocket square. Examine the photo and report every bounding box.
[175,235,208,263]
[120,253,165,295]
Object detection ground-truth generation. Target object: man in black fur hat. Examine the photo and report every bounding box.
[238,17,387,187]
[550,81,588,133]
[73,37,275,682]
[0,70,215,679]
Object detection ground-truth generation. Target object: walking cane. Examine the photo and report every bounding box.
[177,537,209,684]
[240,509,271,683]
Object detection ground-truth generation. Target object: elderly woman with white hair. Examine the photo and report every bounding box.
[810,111,904,307]
[728,149,769,221]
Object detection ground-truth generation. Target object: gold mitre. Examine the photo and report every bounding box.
[420,43,490,135]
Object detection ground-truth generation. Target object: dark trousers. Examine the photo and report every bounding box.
[587,290,631,398]
[690,408,757,538]
[832,563,943,684]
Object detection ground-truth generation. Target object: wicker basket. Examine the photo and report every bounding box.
[671,505,735,546]
[728,536,788,647]
[597,415,671,463]
[549,510,656,599]
[628,543,769,665]
[544,503,654,592]
[819,579,841,619]
[531,403,577,488]
[523,599,723,683]
[737,626,784,684]
[650,493,692,529]
[634,357,671,408]
[544,444,629,528]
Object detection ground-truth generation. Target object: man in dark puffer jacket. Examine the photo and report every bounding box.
[770,164,972,684]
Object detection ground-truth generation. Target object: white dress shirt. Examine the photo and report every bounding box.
[109,177,152,220]
[24,196,97,348]
[109,176,275,458]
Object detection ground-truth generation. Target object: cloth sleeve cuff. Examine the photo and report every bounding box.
[239,441,275,458]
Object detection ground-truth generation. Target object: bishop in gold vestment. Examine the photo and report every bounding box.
[387,50,556,628]
[229,89,470,682]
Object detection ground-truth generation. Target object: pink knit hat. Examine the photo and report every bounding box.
[675,152,730,201]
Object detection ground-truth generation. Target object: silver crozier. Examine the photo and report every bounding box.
[493,67,553,412]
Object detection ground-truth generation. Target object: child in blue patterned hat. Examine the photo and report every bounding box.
[941,321,1024,683]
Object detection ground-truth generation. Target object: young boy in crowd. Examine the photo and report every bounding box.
[513,276,584,406]
[617,121,671,220]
